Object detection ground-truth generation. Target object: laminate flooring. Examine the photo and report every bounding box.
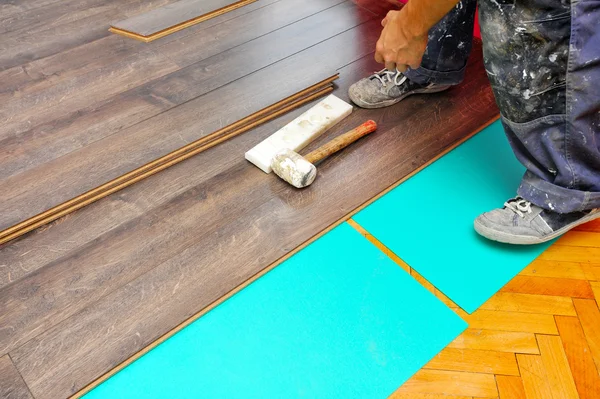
[110,0,259,41]
[0,0,499,397]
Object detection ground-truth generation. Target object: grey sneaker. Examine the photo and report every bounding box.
[474,197,600,245]
[348,69,451,109]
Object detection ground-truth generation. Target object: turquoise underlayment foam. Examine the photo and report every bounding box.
[354,119,554,314]
[84,223,467,399]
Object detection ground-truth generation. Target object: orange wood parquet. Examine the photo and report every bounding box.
[365,219,600,399]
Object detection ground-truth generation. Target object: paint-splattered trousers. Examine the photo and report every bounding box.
[405,0,600,213]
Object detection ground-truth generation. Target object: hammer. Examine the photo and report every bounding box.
[270,120,377,188]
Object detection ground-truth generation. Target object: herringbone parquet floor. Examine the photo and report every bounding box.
[350,218,600,399]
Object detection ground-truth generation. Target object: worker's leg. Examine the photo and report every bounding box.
[403,0,478,85]
[348,0,477,108]
[474,0,600,244]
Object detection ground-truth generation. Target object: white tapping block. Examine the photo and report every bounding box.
[245,94,353,173]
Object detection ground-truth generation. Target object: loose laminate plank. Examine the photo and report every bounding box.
[9,47,497,398]
[0,355,33,399]
[111,0,258,42]
[0,1,376,233]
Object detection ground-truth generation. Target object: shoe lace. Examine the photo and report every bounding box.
[372,69,407,86]
[504,197,533,218]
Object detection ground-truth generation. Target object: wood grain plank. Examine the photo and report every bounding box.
[556,231,600,248]
[496,375,526,399]
[521,260,588,280]
[0,21,379,291]
[500,276,595,299]
[154,0,349,68]
[0,355,33,399]
[7,48,498,398]
[592,282,600,304]
[479,292,577,316]
[555,316,600,399]
[0,1,376,232]
[395,369,498,398]
[0,0,121,36]
[423,347,520,375]
[0,0,176,71]
[539,246,600,264]
[572,299,600,374]
[448,329,540,354]
[582,265,600,281]
[536,334,580,399]
[111,0,257,39]
[390,393,473,399]
[517,354,554,399]
[462,310,558,334]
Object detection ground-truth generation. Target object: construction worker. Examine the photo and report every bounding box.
[349,0,600,245]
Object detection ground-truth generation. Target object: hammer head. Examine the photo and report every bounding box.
[270,148,317,188]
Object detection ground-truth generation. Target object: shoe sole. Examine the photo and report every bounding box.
[349,85,452,109]
[474,208,600,245]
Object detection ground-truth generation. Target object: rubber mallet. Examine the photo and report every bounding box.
[270,120,377,188]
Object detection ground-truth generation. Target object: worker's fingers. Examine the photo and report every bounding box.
[395,64,408,73]
[385,61,397,71]
[381,17,388,27]
[374,50,384,64]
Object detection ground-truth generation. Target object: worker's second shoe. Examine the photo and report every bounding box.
[474,197,600,245]
[348,69,451,109]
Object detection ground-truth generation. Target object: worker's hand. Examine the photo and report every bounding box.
[375,10,428,72]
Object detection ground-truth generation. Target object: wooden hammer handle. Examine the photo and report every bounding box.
[304,120,377,164]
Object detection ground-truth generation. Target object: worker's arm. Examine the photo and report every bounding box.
[375,0,462,72]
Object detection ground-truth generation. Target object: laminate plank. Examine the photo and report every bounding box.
[521,260,588,280]
[573,299,600,373]
[462,309,558,334]
[0,1,374,233]
[500,276,595,299]
[390,394,473,399]
[0,0,122,36]
[556,231,600,248]
[517,354,554,399]
[447,329,540,354]
[8,48,497,398]
[154,0,347,68]
[479,292,577,316]
[395,369,498,398]
[556,316,600,399]
[423,347,520,375]
[0,0,176,71]
[496,375,526,399]
[0,0,65,20]
[592,282,600,304]
[539,246,600,263]
[111,0,258,41]
[537,335,580,399]
[0,11,114,71]
[0,0,345,181]
[0,355,33,399]
[0,22,379,291]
